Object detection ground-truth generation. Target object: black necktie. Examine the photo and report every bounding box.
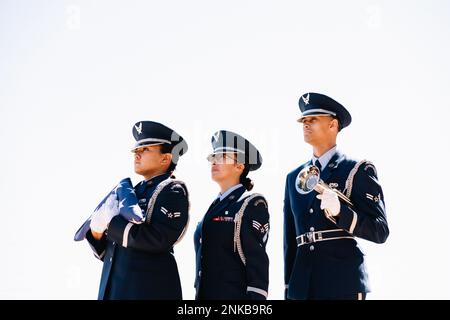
[314,159,322,171]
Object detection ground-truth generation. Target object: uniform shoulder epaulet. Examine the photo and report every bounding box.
[168,181,188,196]
[237,192,267,207]
[344,160,377,198]
[233,192,266,265]
[145,179,189,221]
[145,178,190,246]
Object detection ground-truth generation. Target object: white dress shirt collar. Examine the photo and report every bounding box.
[312,145,337,169]
[217,184,244,201]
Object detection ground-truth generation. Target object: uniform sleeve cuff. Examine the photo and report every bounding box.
[337,205,358,234]
[85,230,107,259]
[107,215,133,247]
[247,286,268,299]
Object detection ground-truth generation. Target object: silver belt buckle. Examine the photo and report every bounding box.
[316,231,323,241]
[306,231,315,243]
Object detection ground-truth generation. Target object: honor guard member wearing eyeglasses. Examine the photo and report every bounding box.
[86,121,190,299]
[284,93,389,300]
[194,130,270,300]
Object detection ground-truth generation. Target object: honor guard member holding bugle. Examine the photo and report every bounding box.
[284,93,389,300]
[75,121,189,299]
[194,130,270,300]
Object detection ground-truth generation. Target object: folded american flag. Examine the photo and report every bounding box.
[74,178,144,241]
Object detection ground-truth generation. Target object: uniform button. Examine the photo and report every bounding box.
[109,257,112,262]
[112,242,116,245]
[199,238,202,244]
[309,245,315,251]
[310,227,315,232]
[198,271,202,276]
[309,208,314,214]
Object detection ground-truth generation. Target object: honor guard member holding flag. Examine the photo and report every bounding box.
[194,130,270,300]
[284,93,389,300]
[85,121,190,299]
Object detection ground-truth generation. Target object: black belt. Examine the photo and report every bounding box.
[296,229,354,247]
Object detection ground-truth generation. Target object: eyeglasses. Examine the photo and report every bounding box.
[206,153,237,164]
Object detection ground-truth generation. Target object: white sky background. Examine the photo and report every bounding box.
[1,0,449,299]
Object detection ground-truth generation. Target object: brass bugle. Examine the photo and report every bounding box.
[296,165,353,207]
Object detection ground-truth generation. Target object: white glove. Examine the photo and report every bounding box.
[316,189,340,217]
[90,194,120,234]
